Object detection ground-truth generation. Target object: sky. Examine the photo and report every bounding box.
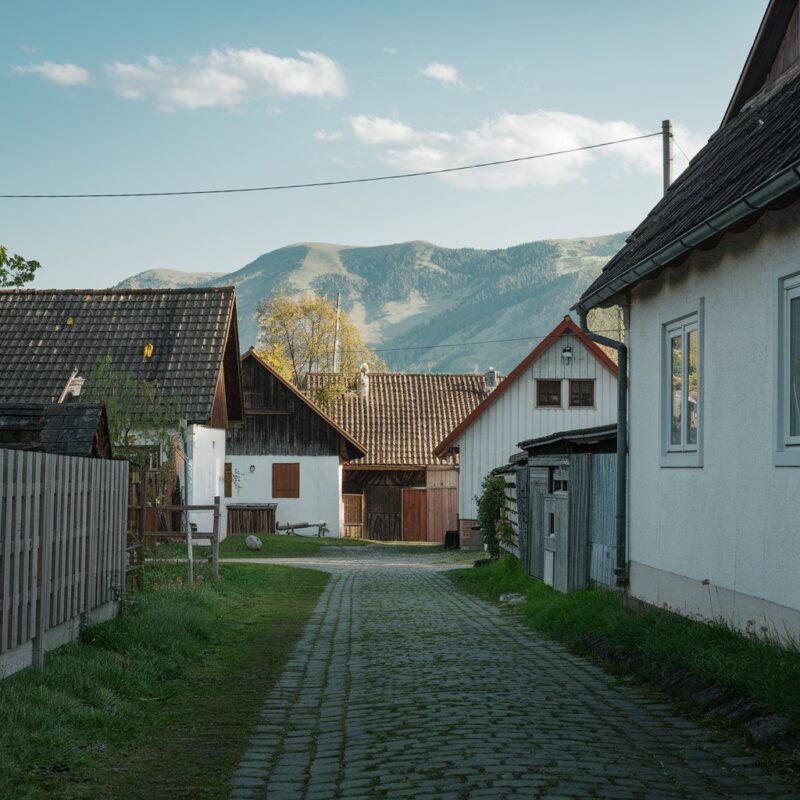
[1,0,766,288]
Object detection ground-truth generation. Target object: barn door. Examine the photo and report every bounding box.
[343,493,364,539]
[401,488,428,541]
[528,482,546,579]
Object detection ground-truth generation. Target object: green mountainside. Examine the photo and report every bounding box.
[114,234,627,373]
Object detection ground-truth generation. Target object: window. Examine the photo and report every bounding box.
[537,379,561,407]
[224,463,233,498]
[569,379,594,407]
[778,274,800,462]
[662,310,701,466]
[272,463,300,498]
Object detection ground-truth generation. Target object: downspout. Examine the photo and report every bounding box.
[578,309,628,587]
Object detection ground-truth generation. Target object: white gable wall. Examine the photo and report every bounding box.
[457,333,617,521]
[627,202,800,637]
[186,424,227,539]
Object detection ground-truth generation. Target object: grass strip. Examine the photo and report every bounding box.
[449,555,800,731]
[0,561,328,799]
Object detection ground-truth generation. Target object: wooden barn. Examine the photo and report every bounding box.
[224,349,366,537]
[305,370,486,543]
[0,403,112,459]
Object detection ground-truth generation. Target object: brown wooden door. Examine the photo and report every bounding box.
[343,493,364,539]
[401,488,428,541]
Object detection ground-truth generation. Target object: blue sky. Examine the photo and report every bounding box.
[2,0,765,288]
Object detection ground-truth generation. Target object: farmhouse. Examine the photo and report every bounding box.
[224,349,366,537]
[434,315,618,548]
[305,369,486,543]
[575,0,800,637]
[0,287,243,536]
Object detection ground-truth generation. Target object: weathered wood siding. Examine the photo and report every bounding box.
[401,488,428,542]
[227,357,345,457]
[0,448,128,677]
[457,333,617,522]
[425,468,458,543]
[566,454,591,592]
[364,484,401,541]
[526,469,548,579]
[590,454,617,588]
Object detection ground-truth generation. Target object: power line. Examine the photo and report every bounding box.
[0,132,661,199]
[337,329,625,355]
[672,136,691,164]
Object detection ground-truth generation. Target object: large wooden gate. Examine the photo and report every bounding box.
[343,493,364,539]
[401,488,428,541]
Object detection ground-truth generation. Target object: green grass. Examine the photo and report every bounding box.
[450,555,800,731]
[0,561,328,799]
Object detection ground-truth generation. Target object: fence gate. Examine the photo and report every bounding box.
[343,493,364,539]
[401,488,427,542]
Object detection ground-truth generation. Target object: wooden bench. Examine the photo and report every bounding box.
[275,521,329,537]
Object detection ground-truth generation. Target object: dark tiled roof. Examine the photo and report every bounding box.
[305,372,487,467]
[579,69,800,308]
[519,423,617,452]
[0,288,237,424]
[0,403,110,458]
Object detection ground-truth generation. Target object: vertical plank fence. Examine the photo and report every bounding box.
[0,448,128,677]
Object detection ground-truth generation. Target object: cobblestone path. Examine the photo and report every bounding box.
[230,550,799,799]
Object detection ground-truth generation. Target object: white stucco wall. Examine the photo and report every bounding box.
[628,203,800,637]
[456,333,618,520]
[224,455,343,537]
[186,424,227,539]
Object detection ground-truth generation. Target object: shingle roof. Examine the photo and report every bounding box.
[0,403,110,458]
[305,372,487,467]
[0,288,239,425]
[578,67,800,310]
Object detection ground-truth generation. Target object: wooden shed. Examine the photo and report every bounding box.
[304,371,485,543]
[511,424,618,592]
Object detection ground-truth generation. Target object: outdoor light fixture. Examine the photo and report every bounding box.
[561,346,573,365]
[249,465,256,473]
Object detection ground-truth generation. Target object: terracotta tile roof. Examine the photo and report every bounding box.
[305,372,487,467]
[578,68,800,309]
[0,288,239,425]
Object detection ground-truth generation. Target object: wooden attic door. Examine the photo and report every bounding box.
[401,488,428,541]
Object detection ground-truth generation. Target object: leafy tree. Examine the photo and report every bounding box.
[255,291,386,387]
[475,473,508,559]
[0,246,40,287]
[80,357,183,499]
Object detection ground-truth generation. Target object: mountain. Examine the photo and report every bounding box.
[114,235,627,373]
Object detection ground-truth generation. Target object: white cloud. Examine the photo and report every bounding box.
[382,46,397,54]
[106,48,346,110]
[14,61,90,85]
[18,44,38,55]
[314,129,343,141]
[352,110,704,190]
[419,62,461,86]
[349,115,422,145]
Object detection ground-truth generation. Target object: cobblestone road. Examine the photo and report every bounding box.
[230,548,799,799]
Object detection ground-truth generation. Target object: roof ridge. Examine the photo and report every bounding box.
[0,286,236,295]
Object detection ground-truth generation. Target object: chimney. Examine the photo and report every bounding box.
[358,363,369,399]
[484,367,499,397]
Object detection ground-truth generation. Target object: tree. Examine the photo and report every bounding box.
[255,291,386,387]
[0,246,40,287]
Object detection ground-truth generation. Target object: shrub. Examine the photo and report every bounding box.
[475,474,507,558]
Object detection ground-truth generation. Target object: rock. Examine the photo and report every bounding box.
[499,592,526,606]
[690,685,731,711]
[473,558,492,568]
[745,715,792,745]
[245,535,262,551]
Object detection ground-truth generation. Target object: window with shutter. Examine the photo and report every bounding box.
[272,463,300,498]
[224,463,233,498]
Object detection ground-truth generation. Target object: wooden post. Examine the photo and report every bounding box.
[211,496,220,581]
[32,455,54,669]
[137,470,146,592]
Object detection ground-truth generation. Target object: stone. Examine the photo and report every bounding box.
[499,592,526,606]
[245,535,263,551]
[745,715,792,745]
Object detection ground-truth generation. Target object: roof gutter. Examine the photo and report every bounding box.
[575,160,800,315]
[577,313,628,588]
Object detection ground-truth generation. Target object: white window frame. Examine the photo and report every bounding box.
[660,303,703,468]
[776,272,800,465]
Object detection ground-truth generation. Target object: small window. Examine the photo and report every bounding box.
[662,310,701,465]
[147,450,160,472]
[569,379,594,407]
[224,463,233,498]
[272,463,300,498]
[780,274,800,456]
[537,379,561,407]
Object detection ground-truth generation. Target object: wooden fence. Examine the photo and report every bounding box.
[0,448,128,675]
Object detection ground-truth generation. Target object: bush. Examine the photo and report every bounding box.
[475,474,507,558]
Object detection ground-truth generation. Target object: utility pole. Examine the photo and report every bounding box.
[662,119,673,196]
[331,292,341,373]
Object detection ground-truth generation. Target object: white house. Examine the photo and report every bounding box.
[0,287,245,539]
[435,315,618,548]
[224,350,366,537]
[576,0,800,638]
